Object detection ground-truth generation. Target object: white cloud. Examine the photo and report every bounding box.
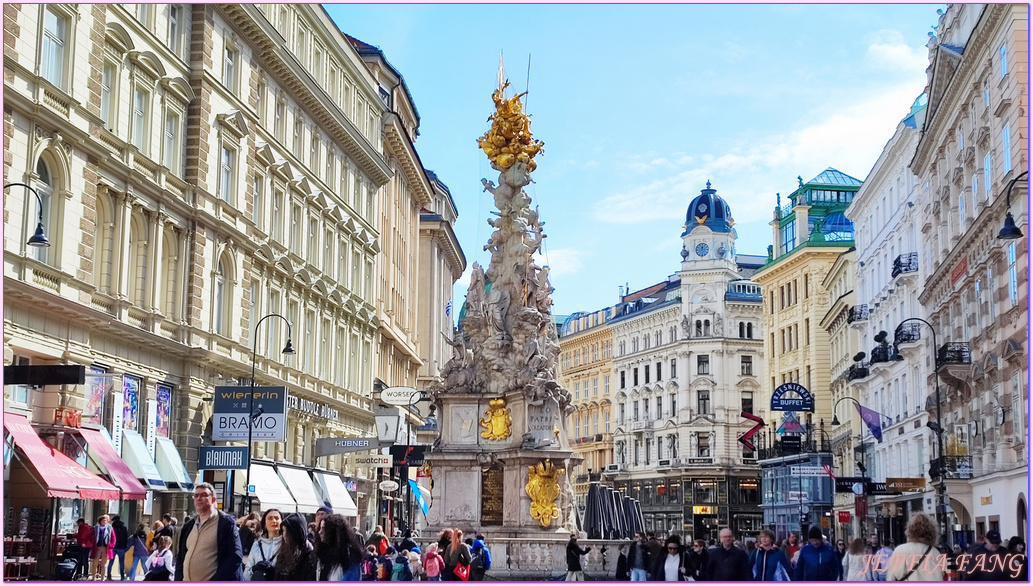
[537,248,584,276]
[866,30,929,73]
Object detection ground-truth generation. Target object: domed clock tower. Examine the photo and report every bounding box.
[680,181,739,277]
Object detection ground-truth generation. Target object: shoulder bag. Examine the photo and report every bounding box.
[898,544,934,581]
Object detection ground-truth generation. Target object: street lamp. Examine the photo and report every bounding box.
[243,313,294,515]
[998,170,1027,240]
[832,396,871,541]
[5,183,50,247]
[892,317,949,554]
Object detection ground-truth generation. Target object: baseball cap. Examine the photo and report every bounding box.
[985,529,1002,544]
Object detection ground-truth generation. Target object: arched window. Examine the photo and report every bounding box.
[162,229,179,318]
[128,211,149,307]
[747,323,754,339]
[214,256,232,336]
[32,159,56,264]
[739,322,746,338]
[94,192,116,293]
[703,320,711,337]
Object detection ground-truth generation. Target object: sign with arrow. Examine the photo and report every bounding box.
[738,411,764,451]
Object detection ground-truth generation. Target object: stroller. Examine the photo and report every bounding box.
[53,542,85,581]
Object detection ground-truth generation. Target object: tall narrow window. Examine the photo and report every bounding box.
[214,259,227,335]
[220,145,235,203]
[274,100,286,142]
[323,228,334,276]
[1002,125,1012,173]
[167,6,182,57]
[310,135,319,170]
[307,217,318,263]
[223,45,238,94]
[163,230,179,318]
[697,391,710,415]
[41,7,68,88]
[100,63,116,130]
[1000,44,1008,78]
[133,87,149,152]
[252,175,265,229]
[291,205,302,255]
[33,159,54,264]
[1008,243,1018,306]
[984,154,992,200]
[697,355,710,376]
[670,359,676,378]
[128,214,149,307]
[696,433,710,457]
[163,111,181,174]
[959,191,966,228]
[271,189,284,241]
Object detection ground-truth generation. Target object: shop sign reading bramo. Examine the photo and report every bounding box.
[213,386,288,442]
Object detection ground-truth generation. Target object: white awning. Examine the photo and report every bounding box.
[276,465,324,515]
[121,431,166,491]
[314,471,358,517]
[249,462,297,512]
[154,437,194,493]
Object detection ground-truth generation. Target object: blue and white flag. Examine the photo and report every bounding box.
[409,478,430,516]
[445,300,452,316]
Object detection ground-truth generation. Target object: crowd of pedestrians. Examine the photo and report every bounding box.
[598,513,1026,581]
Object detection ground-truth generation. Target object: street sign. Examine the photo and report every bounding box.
[770,382,815,412]
[314,437,386,458]
[389,445,427,467]
[248,484,255,493]
[381,387,422,407]
[198,446,249,470]
[835,477,867,493]
[213,386,288,442]
[790,466,829,477]
[348,454,392,469]
[886,477,926,492]
[737,411,764,451]
[780,436,801,453]
[838,511,851,523]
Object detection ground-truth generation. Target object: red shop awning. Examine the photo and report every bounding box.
[4,414,120,501]
[76,428,147,500]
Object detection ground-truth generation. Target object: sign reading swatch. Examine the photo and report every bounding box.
[213,386,288,442]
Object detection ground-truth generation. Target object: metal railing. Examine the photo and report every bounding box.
[929,455,974,480]
[870,345,892,364]
[891,252,919,278]
[894,323,922,344]
[847,363,870,380]
[847,305,869,323]
[937,342,971,365]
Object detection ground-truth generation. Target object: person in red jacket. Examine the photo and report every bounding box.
[74,518,93,579]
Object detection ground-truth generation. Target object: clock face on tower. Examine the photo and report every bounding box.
[695,243,709,257]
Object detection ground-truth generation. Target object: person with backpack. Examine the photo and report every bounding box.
[127,524,150,580]
[470,539,491,581]
[361,545,380,581]
[313,513,364,581]
[374,546,395,581]
[443,529,472,581]
[423,543,445,581]
[367,525,390,556]
[243,509,282,581]
[390,548,414,581]
[108,514,130,581]
[143,535,174,581]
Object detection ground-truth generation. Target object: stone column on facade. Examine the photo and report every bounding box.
[148,208,168,315]
[113,190,132,303]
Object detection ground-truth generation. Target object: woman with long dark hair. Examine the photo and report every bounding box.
[313,514,364,581]
[274,513,316,580]
[243,509,282,581]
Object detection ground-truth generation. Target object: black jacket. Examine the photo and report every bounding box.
[704,545,751,581]
[276,547,317,581]
[686,548,708,581]
[961,544,1011,581]
[627,542,652,574]
[566,541,591,572]
[615,552,630,581]
[652,550,689,581]
[112,520,129,551]
[174,510,243,581]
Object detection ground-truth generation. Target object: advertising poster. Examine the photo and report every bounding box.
[123,375,141,432]
[83,368,109,426]
[155,384,172,438]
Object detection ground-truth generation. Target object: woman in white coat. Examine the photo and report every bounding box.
[841,538,870,581]
[244,509,283,581]
[143,535,175,580]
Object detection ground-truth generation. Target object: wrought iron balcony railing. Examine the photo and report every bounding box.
[847,305,869,323]
[870,345,892,364]
[937,342,971,365]
[847,363,870,380]
[891,252,919,278]
[894,323,922,345]
[929,455,974,481]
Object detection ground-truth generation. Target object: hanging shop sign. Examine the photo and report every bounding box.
[388,445,427,467]
[838,511,851,523]
[314,437,387,458]
[886,477,926,492]
[198,446,249,470]
[770,383,814,412]
[379,480,400,492]
[348,454,392,469]
[212,386,288,442]
[380,387,423,407]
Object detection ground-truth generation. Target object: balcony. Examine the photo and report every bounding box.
[894,323,922,345]
[929,455,974,481]
[870,345,892,365]
[891,253,919,283]
[631,420,654,432]
[847,363,870,381]
[937,342,972,384]
[847,305,869,327]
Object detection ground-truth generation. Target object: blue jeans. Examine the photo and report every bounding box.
[129,556,147,580]
[630,568,648,581]
[107,549,127,579]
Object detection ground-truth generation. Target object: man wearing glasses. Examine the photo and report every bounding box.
[174,482,243,581]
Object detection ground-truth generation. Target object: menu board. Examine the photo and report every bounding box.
[480,465,504,525]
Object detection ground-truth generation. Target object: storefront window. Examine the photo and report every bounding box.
[668,480,681,504]
[84,366,109,426]
[56,499,81,535]
[123,375,142,432]
[694,479,717,503]
[739,478,760,504]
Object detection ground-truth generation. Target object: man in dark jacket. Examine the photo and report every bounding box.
[175,482,243,581]
[794,525,841,581]
[627,532,652,581]
[107,515,130,580]
[704,528,751,581]
[961,529,1012,581]
[565,534,592,580]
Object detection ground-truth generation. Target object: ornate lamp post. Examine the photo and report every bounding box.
[892,317,948,553]
[243,313,294,515]
[5,183,50,247]
[832,396,871,542]
[998,170,1027,240]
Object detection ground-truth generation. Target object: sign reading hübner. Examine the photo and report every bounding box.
[770,382,815,412]
[213,386,288,442]
[314,437,386,458]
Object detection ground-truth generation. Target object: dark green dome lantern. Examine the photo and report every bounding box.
[683,180,734,236]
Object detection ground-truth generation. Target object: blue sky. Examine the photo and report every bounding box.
[324,3,942,317]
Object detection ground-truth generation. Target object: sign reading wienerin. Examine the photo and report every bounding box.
[213,386,288,442]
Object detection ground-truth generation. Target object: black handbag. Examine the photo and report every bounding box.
[251,542,277,581]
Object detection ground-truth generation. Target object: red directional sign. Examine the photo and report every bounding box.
[738,411,764,451]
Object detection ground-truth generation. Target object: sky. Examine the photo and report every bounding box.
[324,3,942,318]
